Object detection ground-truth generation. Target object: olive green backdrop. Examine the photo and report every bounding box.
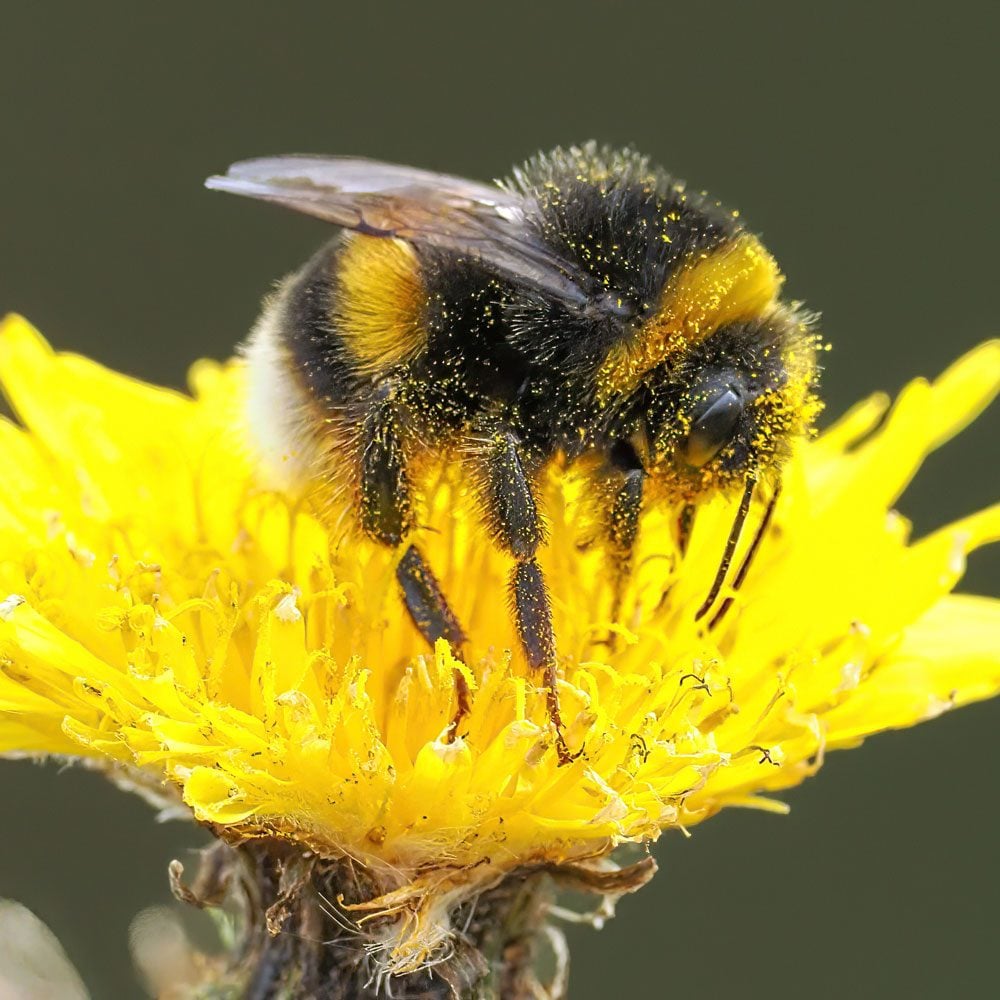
[2,3,997,997]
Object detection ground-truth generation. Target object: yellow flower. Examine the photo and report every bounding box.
[0,314,998,976]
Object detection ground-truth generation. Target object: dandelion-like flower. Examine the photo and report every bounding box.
[0,314,997,997]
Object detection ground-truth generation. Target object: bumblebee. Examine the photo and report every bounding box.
[207,143,821,762]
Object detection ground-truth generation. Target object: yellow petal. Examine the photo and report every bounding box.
[0,322,997,973]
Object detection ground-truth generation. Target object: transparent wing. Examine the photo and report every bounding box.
[206,155,590,306]
[0,900,90,999]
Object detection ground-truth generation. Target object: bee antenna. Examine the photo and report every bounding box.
[708,480,782,630]
[694,475,757,622]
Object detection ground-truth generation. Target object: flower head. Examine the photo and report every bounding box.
[0,314,998,974]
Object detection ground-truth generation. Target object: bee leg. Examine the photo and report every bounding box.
[395,545,471,732]
[358,384,470,734]
[606,466,646,628]
[358,382,412,548]
[676,503,696,558]
[479,429,579,764]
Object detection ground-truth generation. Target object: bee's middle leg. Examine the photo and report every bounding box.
[477,429,578,764]
[358,384,470,730]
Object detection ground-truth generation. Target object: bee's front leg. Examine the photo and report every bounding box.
[358,383,470,732]
[606,465,645,624]
[476,428,579,764]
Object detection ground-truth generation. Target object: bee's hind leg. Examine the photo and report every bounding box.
[476,427,580,765]
[395,544,471,728]
[358,382,470,736]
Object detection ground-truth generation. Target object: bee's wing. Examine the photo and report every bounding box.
[206,155,590,306]
[0,901,90,999]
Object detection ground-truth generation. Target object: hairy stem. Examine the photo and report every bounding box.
[171,840,563,1000]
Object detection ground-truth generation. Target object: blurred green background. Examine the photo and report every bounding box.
[1,3,997,997]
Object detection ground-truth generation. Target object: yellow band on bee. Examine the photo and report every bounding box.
[596,234,783,402]
[335,234,428,375]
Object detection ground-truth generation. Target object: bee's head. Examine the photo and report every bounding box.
[634,308,822,501]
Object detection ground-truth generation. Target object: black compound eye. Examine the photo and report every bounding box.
[680,386,744,467]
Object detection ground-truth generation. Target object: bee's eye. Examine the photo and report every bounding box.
[680,386,744,467]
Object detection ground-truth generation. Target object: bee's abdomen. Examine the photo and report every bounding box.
[332,234,429,376]
[282,234,429,403]
[243,234,431,504]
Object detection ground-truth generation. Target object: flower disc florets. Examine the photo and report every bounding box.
[0,316,997,973]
